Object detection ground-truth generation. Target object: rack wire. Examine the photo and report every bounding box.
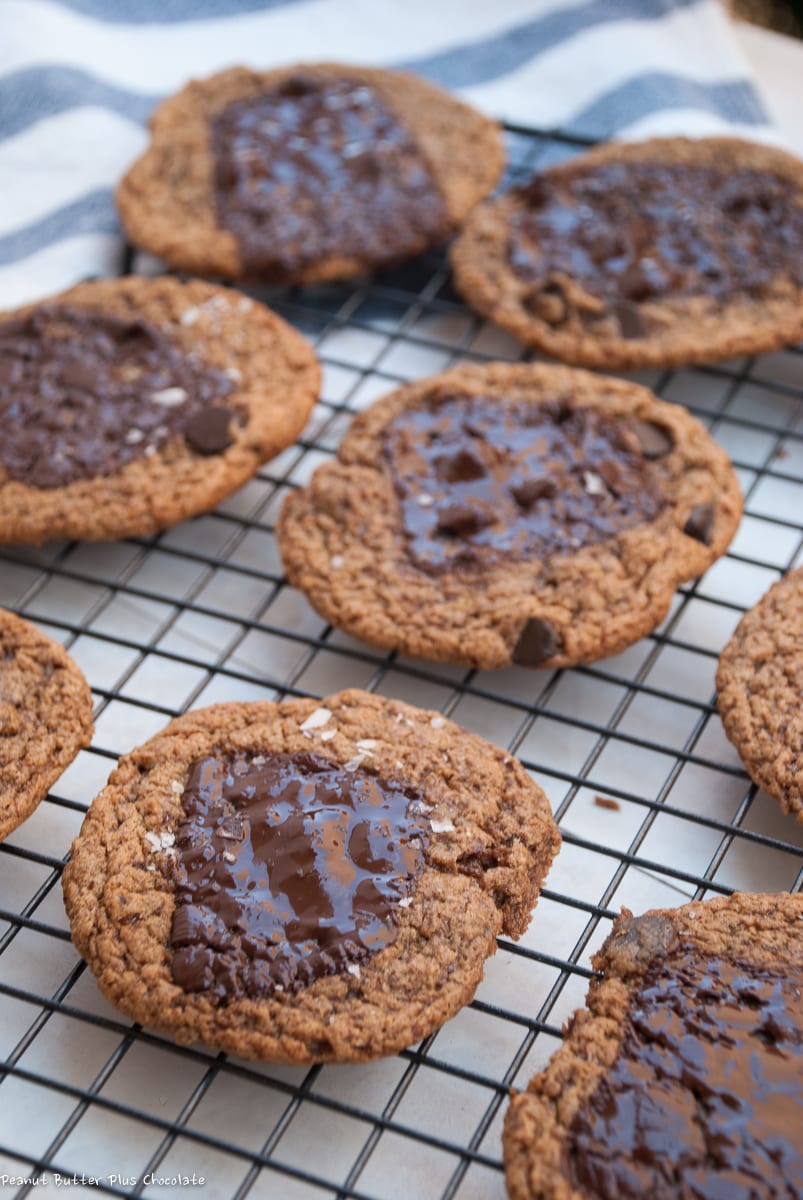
[1,123,802,1200]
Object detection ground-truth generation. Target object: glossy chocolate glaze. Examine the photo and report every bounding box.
[211,72,449,280]
[508,161,803,313]
[566,952,803,1199]
[0,305,235,489]
[169,751,429,1002]
[383,393,667,574]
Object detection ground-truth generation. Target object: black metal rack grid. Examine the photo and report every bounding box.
[1,123,802,1200]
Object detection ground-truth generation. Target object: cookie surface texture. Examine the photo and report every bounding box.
[117,63,504,283]
[717,567,803,819]
[277,362,742,669]
[503,891,803,1200]
[1,608,93,841]
[451,137,803,369]
[63,689,560,1063]
[0,276,319,545]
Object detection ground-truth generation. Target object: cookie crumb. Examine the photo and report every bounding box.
[594,795,621,811]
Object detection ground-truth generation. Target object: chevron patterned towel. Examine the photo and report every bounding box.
[0,0,776,307]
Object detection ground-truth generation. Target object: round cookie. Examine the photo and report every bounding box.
[0,276,319,545]
[717,567,803,819]
[1,608,93,841]
[503,892,803,1200]
[62,689,560,1063]
[277,362,742,670]
[117,62,504,284]
[451,137,803,370]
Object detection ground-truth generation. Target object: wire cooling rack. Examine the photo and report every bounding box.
[1,123,802,1200]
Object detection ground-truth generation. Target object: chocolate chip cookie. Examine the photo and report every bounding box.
[117,63,504,284]
[717,567,803,819]
[504,891,803,1200]
[0,276,319,545]
[1,608,93,841]
[277,363,742,670]
[451,137,803,370]
[62,689,560,1063]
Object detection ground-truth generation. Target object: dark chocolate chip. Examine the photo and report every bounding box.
[611,300,646,340]
[598,459,623,494]
[512,617,561,668]
[511,477,556,509]
[436,503,489,537]
[0,356,20,386]
[60,359,98,390]
[631,419,674,460]
[435,448,486,483]
[683,502,715,546]
[184,405,234,455]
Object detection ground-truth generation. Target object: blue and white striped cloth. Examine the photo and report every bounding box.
[0,0,778,308]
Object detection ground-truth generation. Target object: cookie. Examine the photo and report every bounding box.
[716,567,803,819]
[451,137,803,370]
[117,63,504,284]
[503,891,803,1200]
[1,608,93,841]
[62,689,560,1063]
[277,362,742,670]
[0,276,319,545]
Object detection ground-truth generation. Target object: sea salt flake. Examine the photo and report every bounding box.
[125,429,145,445]
[180,307,200,326]
[343,755,366,772]
[222,850,237,863]
[329,555,345,569]
[144,830,175,852]
[346,963,361,978]
[151,386,188,407]
[431,818,455,834]
[430,716,445,729]
[319,729,337,742]
[583,471,606,496]
[417,493,434,507]
[398,896,413,908]
[170,780,184,795]
[224,366,242,383]
[356,739,377,752]
[300,707,332,732]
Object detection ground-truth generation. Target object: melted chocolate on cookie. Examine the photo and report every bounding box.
[508,162,803,328]
[211,72,449,280]
[566,951,803,1199]
[169,751,429,1002]
[0,305,236,489]
[384,393,667,574]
